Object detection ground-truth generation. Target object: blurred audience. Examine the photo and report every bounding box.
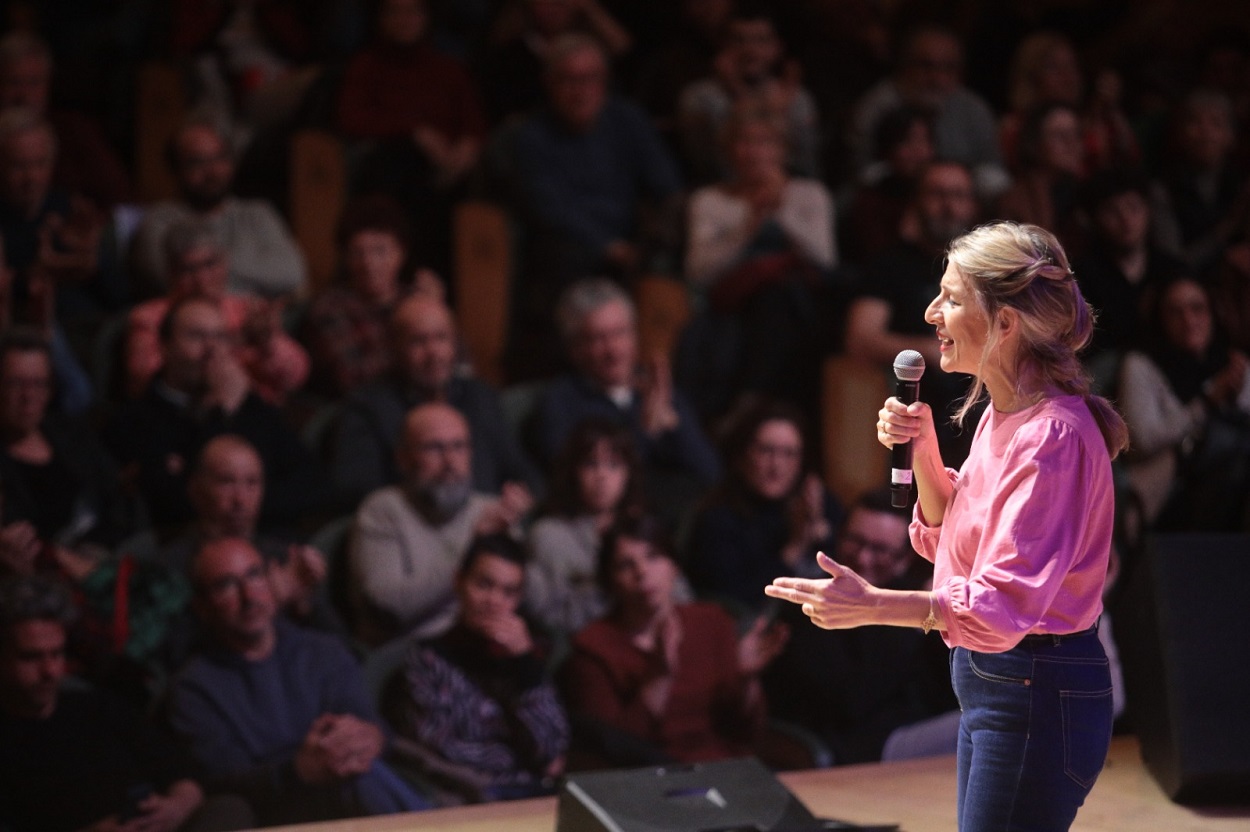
[999,31,1138,174]
[676,5,821,183]
[169,537,428,827]
[1150,88,1250,278]
[844,160,982,465]
[125,219,309,404]
[301,192,437,399]
[397,533,568,801]
[561,515,787,765]
[1118,274,1250,531]
[996,102,1088,249]
[686,400,841,612]
[478,0,632,124]
[501,35,681,376]
[129,118,306,299]
[0,575,251,832]
[763,488,957,764]
[849,24,1007,200]
[525,418,691,636]
[534,279,719,524]
[681,106,838,417]
[0,31,132,208]
[348,403,532,646]
[104,296,330,532]
[0,327,130,550]
[331,294,541,502]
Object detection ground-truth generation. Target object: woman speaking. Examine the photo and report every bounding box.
[767,221,1127,831]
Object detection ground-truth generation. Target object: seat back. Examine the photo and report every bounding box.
[290,129,347,294]
[134,63,185,202]
[453,200,513,386]
[821,355,890,507]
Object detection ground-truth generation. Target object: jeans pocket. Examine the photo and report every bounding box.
[1060,687,1113,789]
[968,651,1032,686]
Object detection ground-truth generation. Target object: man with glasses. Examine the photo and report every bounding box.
[168,538,428,826]
[762,487,958,764]
[348,402,532,646]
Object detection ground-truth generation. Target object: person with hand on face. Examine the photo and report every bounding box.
[104,296,329,533]
[398,534,568,802]
[169,538,427,826]
[125,219,309,404]
[349,402,533,646]
[768,222,1128,831]
[562,515,788,766]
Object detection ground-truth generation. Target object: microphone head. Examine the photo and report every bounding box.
[893,349,926,382]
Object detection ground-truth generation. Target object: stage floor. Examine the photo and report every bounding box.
[271,736,1250,832]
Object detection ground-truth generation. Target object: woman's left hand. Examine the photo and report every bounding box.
[764,552,878,630]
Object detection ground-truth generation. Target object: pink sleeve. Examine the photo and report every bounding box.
[908,467,959,565]
[935,419,1110,652]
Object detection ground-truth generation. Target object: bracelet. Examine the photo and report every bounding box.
[921,592,938,635]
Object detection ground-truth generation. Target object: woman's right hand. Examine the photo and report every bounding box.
[877,396,937,453]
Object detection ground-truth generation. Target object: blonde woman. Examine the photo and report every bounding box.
[769,222,1128,831]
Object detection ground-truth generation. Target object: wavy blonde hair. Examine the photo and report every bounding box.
[945,221,1129,458]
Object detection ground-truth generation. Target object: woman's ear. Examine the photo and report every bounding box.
[996,307,1020,337]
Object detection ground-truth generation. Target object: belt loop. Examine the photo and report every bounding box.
[1051,634,1061,647]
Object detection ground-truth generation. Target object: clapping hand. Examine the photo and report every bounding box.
[737,614,790,675]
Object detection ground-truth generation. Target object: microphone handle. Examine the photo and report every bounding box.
[890,378,920,507]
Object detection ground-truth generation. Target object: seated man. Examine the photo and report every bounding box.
[128,117,306,299]
[331,294,540,502]
[349,402,532,647]
[534,278,719,518]
[141,434,340,634]
[0,574,251,832]
[103,296,331,532]
[762,488,957,764]
[398,533,568,801]
[168,538,428,826]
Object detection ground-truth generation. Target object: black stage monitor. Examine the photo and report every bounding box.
[556,757,897,832]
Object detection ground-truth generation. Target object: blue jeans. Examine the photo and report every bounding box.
[951,631,1113,831]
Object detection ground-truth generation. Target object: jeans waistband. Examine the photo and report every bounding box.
[1019,624,1099,646]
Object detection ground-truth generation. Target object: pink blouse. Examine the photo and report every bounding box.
[910,395,1115,653]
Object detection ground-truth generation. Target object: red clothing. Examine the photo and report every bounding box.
[562,603,766,762]
[336,41,485,142]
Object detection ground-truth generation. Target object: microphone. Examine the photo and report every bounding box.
[890,350,926,508]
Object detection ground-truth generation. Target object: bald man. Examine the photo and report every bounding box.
[331,294,541,501]
[348,402,532,646]
[169,538,426,825]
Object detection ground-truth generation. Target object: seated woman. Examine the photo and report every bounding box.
[398,533,568,802]
[1119,274,1250,530]
[995,102,1088,250]
[124,219,309,404]
[0,326,131,553]
[301,194,443,398]
[685,400,842,611]
[561,515,788,765]
[525,418,690,636]
[680,106,838,418]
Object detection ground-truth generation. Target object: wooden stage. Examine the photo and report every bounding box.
[273,737,1249,832]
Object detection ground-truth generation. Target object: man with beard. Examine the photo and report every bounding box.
[128,118,306,299]
[169,538,428,826]
[843,160,981,465]
[348,402,533,647]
